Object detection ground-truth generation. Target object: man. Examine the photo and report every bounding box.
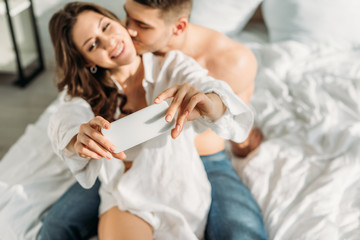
[40,1,266,239]
[123,0,263,158]
[123,0,266,239]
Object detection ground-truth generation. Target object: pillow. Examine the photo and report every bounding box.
[190,0,263,37]
[262,0,360,45]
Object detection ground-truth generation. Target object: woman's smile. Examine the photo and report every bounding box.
[111,41,125,59]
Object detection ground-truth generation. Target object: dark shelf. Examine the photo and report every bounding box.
[1,0,44,88]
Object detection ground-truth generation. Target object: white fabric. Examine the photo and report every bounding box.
[233,41,360,239]
[48,50,253,240]
[0,98,76,240]
[190,0,263,38]
[262,0,360,45]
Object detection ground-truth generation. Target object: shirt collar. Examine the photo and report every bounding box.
[142,52,155,84]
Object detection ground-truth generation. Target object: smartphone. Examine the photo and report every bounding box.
[102,100,174,153]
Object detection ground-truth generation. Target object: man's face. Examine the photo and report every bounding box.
[124,0,174,55]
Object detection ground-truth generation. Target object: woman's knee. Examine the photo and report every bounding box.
[98,207,153,240]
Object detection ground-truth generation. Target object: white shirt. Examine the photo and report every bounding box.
[48,50,253,239]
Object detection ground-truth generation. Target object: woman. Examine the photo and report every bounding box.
[47,2,253,239]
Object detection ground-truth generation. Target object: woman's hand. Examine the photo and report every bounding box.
[154,83,226,139]
[66,116,126,160]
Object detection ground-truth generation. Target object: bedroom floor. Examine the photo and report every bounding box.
[0,68,58,159]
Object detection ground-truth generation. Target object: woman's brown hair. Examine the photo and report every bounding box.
[49,1,124,122]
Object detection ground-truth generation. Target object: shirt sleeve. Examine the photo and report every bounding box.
[164,50,254,143]
[194,79,254,143]
[47,94,102,189]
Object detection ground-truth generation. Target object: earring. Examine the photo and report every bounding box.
[90,66,97,74]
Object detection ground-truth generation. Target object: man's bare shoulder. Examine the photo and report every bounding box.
[189,24,257,101]
[190,24,254,70]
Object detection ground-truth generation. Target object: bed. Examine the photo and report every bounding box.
[1,0,360,239]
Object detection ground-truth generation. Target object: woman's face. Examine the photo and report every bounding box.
[72,10,137,70]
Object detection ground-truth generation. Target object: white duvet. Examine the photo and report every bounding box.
[233,41,360,240]
[1,41,359,240]
[0,100,76,240]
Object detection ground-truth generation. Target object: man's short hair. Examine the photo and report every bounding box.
[134,0,193,22]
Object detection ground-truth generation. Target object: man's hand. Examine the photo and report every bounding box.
[154,83,226,139]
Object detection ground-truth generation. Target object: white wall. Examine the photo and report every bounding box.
[33,0,126,68]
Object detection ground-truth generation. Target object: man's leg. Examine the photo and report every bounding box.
[39,179,101,240]
[201,151,267,240]
[231,128,263,158]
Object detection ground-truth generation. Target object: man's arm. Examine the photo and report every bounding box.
[206,39,257,104]
[205,36,262,158]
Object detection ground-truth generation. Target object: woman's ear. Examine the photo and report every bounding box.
[173,18,188,36]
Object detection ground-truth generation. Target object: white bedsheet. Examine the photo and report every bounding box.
[233,41,360,239]
[0,99,76,240]
[1,36,360,239]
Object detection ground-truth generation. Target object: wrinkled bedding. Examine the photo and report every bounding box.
[1,37,359,239]
[233,41,360,239]
[0,100,76,240]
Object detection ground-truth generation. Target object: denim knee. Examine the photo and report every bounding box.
[201,151,267,240]
[39,180,101,240]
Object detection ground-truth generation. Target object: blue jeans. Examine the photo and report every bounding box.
[201,151,266,240]
[39,179,100,240]
[40,151,266,240]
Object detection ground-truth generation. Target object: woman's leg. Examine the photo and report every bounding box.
[98,207,153,240]
[201,151,267,240]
